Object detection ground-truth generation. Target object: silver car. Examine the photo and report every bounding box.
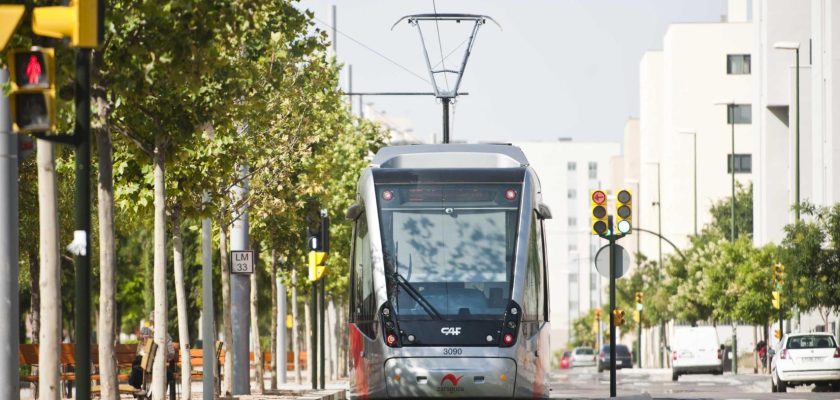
[571,346,596,367]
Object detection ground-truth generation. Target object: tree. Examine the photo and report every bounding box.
[708,182,753,241]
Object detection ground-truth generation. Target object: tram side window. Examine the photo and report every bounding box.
[523,212,545,322]
[353,216,377,338]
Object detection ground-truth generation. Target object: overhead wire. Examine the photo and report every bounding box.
[431,0,450,91]
[312,15,430,85]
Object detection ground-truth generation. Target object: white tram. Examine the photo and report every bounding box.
[347,144,551,399]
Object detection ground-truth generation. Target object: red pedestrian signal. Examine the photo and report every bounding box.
[7,48,56,133]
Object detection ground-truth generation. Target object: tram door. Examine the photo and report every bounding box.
[350,215,376,396]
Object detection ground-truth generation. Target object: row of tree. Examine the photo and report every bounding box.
[11,1,387,399]
[570,184,840,348]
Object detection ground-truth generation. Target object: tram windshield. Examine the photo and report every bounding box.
[376,182,521,320]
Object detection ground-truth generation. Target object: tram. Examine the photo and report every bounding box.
[346,144,551,399]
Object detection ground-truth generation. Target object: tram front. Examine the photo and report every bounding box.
[348,145,551,399]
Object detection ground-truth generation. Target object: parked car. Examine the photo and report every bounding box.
[598,344,632,372]
[571,346,596,367]
[559,351,571,369]
[671,326,723,381]
[771,332,840,392]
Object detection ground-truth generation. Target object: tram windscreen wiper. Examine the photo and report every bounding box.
[392,272,442,320]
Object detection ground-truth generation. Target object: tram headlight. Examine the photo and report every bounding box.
[506,321,516,329]
[381,190,394,201]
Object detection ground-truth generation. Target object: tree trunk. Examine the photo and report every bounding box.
[171,206,191,399]
[220,221,233,395]
[37,140,60,400]
[95,111,118,400]
[292,268,301,384]
[28,251,39,343]
[250,248,264,394]
[270,250,277,390]
[152,139,167,400]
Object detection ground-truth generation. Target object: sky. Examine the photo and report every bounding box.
[297,0,727,144]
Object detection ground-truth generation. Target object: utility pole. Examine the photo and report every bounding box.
[276,258,287,385]
[0,68,20,400]
[608,216,617,398]
[231,162,251,395]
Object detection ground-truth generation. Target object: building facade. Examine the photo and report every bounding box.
[514,141,621,352]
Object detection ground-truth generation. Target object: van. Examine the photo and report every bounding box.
[671,326,723,381]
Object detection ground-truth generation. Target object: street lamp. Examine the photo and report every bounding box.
[679,132,698,236]
[645,162,664,368]
[714,100,738,242]
[773,41,801,222]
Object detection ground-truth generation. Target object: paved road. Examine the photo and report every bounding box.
[550,366,840,399]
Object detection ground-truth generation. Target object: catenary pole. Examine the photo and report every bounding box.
[231,162,251,395]
[442,98,450,143]
[0,68,20,400]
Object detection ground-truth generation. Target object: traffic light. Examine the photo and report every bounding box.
[612,309,625,327]
[773,262,784,286]
[307,210,330,282]
[591,190,608,235]
[615,189,632,234]
[772,291,781,309]
[774,329,782,340]
[634,292,643,305]
[592,308,601,334]
[32,0,103,48]
[633,310,640,323]
[7,48,56,133]
[0,5,25,50]
[594,307,602,320]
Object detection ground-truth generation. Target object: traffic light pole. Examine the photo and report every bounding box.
[319,278,325,389]
[0,68,21,400]
[311,280,318,390]
[608,216,617,398]
[74,48,92,400]
[637,309,642,368]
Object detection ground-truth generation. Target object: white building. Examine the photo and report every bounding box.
[514,140,621,352]
[753,0,840,247]
[753,0,840,337]
[630,5,754,263]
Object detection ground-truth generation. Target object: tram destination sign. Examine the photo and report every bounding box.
[230,250,254,274]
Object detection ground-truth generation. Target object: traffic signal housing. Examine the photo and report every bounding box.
[7,48,56,133]
[634,292,643,305]
[774,329,782,340]
[32,0,103,48]
[591,190,608,235]
[772,291,781,309]
[616,189,632,234]
[773,262,784,286]
[307,211,330,282]
[612,309,625,327]
[0,5,25,50]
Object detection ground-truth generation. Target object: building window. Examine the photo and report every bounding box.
[727,154,752,173]
[588,162,598,179]
[567,161,576,171]
[568,217,577,227]
[590,273,598,291]
[569,273,578,283]
[726,104,752,124]
[567,189,577,199]
[727,54,751,74]
[568,243,577,252]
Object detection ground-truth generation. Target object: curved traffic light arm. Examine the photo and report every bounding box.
[630,227,687,261]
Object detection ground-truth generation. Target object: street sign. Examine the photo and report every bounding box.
[230,250,254,274]
[595,244,631,279]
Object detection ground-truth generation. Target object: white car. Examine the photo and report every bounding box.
[570,346,596,367]
[771,332,840,392]
[671,326,723,381]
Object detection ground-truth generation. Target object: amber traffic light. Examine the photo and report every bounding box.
[773,262,784,286]
[591,190,608,235]
[613,309,625,327]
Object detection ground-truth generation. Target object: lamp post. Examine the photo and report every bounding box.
[715,100,738,374]
[646,162,664,368]
[773,41,801,222]
[714,101,738,242]
[679,132,698,236]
